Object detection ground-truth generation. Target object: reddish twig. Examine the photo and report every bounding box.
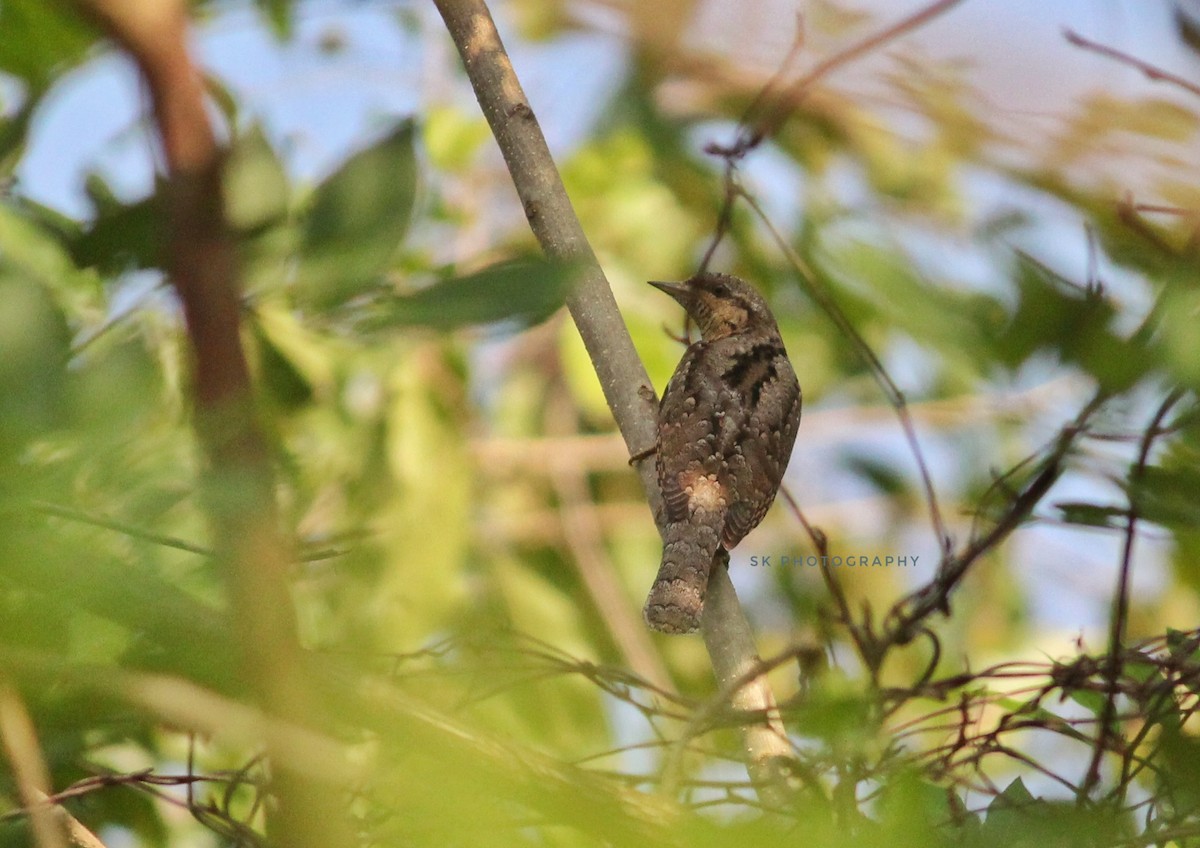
[1081,388,1186,801]
[711,0,966,159]
[1064,28,1200,100]
[70,3,350,847]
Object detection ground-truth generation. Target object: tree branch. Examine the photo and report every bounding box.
[70,3,351,846]
[432,0,797,802]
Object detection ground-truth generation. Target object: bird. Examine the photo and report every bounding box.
[642,272,802,634]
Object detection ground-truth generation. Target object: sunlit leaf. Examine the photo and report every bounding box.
[423,105,491,173]
[1068,686,1106,716]
[225,124,289,232]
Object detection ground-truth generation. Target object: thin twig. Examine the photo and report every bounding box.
[1064,28,1200,100]
[1081,388,1185,801]
[717,0,967,154]
[0,685,68,848]
[886,390,1108,648]
[31,501,212,557]
[739,187,952,556]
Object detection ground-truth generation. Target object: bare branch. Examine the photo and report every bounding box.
[1065,28,1200,100]
[711,0,967,157]
[431,0,799,801]
[1081,388,1185,800]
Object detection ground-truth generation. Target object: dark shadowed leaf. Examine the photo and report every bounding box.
[1130,464,1200,528]
[843,452,910,497]
[995,257,1150,391]
[72,175,162,273]
[1054,501,1126,529]
[295,121,418,307]
[251,319,314,411]
[0,97,37,175]
[360,259,576,331]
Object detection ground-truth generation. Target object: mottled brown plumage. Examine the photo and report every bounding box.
[643,273,802,634]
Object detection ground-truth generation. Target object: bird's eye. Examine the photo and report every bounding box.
[712,284,729,297]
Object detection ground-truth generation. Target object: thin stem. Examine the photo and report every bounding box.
[740,188,951,555]
[734,0,967,150]
[1065,29,1200,100]
[1080,388,1185,801]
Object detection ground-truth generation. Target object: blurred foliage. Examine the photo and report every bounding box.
[0,1,1200,847]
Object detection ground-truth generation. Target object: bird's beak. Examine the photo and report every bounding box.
[648,280,692,304]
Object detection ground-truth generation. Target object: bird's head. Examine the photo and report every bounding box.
[649,273,779,341]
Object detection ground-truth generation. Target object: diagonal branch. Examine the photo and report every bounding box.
[431,0,797,804]
[1065,28,1200,101]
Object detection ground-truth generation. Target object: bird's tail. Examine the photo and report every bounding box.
[643,520,722,634]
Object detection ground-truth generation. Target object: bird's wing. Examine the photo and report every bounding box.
[657,341,737,526]
[715,340,803,548]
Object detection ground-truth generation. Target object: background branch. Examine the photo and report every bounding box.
[69,3,351,847]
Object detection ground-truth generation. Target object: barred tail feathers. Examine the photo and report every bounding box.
[643,520,722,634]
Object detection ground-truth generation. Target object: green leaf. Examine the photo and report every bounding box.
[876,771,965,848]
[1054,501,1126,529]
[251,319,314,411]
[360,258,577,332]
[72,175,162,274]
[1157,722,1200,810]
[225,125,289,232]
[0,272,70,453]
[257,0,293,40]
[0,0,95,89]
[1068,686,1106,716]
[0,200,93,294]
[1160,283,1200,389]
[1131,464,1200,529]
[0,96,37,176]
[843,452,910,497]
[295,121,418,307]
[983,777,1037,840]
[423,105,491,173]
[996,257,1148,391]
[815,235,998,373]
